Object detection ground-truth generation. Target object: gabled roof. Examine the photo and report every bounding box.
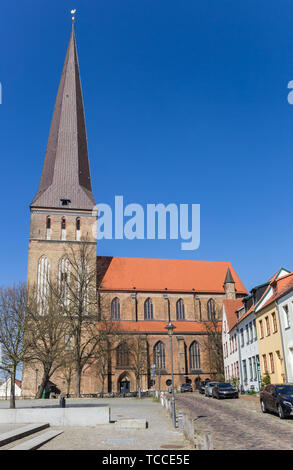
[31,25,95,210]
[97,256,247,294]
[223,299,243,332]
[222,268,292,329]
[256,272,293,313]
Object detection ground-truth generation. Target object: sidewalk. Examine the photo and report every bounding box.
[0,397,192,450]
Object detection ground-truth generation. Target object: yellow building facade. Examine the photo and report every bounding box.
[256,301,286,384]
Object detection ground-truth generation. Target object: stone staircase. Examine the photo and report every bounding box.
[0,423,63,450]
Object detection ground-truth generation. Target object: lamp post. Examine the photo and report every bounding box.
[165,321,176,428]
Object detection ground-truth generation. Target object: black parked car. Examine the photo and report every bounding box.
[199,380,209,394]
[260,384,293,419]
[180,383,193,393]
[212,382,239,399]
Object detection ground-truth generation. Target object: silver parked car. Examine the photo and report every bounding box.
[205,381,218,397]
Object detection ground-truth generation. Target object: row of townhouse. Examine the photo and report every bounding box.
[222,267,293,392]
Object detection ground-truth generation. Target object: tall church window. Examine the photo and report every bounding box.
[37,256,50,314]
[116,343,129,367]
[154,341,166,369]
[207,298,216,320]
[190,341,201,370]
[176,299,185,320]
[76,217,81,241]
[111,297,120,320]
[58,257,70,308]
[61,217,66,241]
[144,298,154,320]
[46,216,51,240]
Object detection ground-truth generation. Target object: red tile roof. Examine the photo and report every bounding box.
[109,320,220,334]
[257,272,293,313]
[97,257,247,294]
[223,299,244,332]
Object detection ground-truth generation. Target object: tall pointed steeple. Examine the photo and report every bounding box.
[224,267,236,299]
[32,25,95,210]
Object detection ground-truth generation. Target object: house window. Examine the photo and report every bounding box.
[265,316,270,336]
[176,299,185,320]
[111,297,120,320]
[269,353,275,374]
[253,356,257,381]
[283,305,290,329]
[116,343,129,367]
[154,341,166,370]
[246,325,249,344]
[46,216,51,229]
[240,328,244,347]
[190,341,201,370]
[259,320,264,339]
[249,322,253,343]
[272,312,278,333]
[242,360,247,382]
[144,298,154,320]
[253,320,257,340]
[249,358,253,381]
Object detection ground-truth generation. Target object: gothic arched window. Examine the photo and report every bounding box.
[58,257,70,307]
[154,341,166,369]
[61,217,66,241]
[116,343,129,367]
[190,341,201,370]
[37,256,50,313]
[46,216,51,230]
[111,297,120,320]
[207,298,216,320]
[144,298,154,320]
[176,299,185,320]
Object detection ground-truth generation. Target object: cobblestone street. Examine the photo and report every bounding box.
[176,392,293,450]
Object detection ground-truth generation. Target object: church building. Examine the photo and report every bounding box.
[22,25,247,397]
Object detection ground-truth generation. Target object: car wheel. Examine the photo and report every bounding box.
[261,400,267,413]
[278,405,285,419]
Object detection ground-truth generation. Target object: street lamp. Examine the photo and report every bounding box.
[165,321,176,428]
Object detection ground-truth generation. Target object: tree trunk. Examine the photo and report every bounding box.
[9,365,16,409]
[35,369,50,399]
[75,365,82,397]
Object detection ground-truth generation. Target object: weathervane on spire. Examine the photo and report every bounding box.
[71,9,76,23]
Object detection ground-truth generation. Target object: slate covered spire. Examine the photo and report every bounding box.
[31,25,95,209]
[224,267,235,284]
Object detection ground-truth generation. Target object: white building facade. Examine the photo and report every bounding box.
[277,288,293,383]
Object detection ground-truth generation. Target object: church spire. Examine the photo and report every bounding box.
[32,24,95,210]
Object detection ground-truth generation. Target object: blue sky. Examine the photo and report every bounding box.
[1,0,293,292]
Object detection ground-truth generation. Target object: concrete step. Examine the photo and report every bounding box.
[0,423,50,447]
[115,419,147,429]
[10,429,63,450]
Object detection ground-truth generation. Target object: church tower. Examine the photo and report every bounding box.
[27,24,97,291]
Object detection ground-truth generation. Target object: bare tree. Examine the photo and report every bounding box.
[25,284,73,398]
[0,283,30,408]
[125,335,148,397]
[202,308,224,380]
[60,241,119,397]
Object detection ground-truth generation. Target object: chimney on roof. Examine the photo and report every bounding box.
[224,267,236,300]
